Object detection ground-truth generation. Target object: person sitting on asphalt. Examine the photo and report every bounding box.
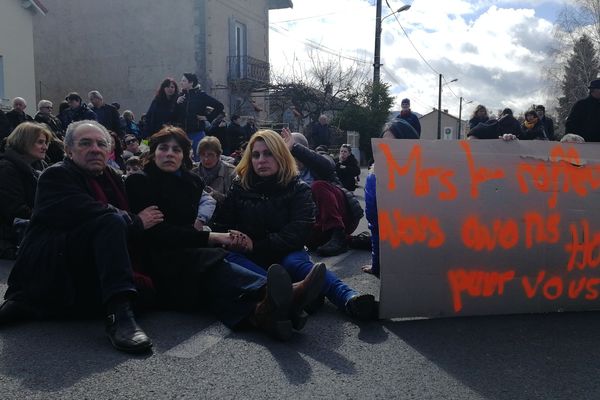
[125,126,326,341]
[192,136,236,205]
[214,129,375,322]
[335,144,361,192]
[0,120,159,353]
[0,122,51,260]
[282,129,363,257]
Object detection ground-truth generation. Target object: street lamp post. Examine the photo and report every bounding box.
[437,75,458,139]
[457,97,472,140]
[373,2,411,85]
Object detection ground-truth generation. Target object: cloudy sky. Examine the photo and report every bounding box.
[269,0,565,119]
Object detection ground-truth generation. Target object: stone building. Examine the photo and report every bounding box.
[32,0,292,119]
[0,0,47,110]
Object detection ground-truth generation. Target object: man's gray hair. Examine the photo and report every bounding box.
[88,90,103,101]
[64,120,111,147]
[37,99,53,110]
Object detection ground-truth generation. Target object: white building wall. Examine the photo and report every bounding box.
[0,0,38,110]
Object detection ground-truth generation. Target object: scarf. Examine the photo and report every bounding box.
[86,170,129,210]
[524,117,539,130]
[400,109,411,117]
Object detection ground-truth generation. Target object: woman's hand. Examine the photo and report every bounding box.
[138,206,164,229]
[176,94,186,104]
[281,127,294,150]
[499,133,518,141]
[227,230,253,252]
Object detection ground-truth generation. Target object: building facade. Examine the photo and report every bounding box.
[33,0,291,120]
[0,0,46,110]
[418,109,468,140]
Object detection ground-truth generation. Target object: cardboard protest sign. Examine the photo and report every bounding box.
[372,139,600,319]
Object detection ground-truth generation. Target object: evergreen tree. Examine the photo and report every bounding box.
[556,34,600,124]
[337,81,393,163]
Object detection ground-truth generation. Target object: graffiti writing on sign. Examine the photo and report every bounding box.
[376,140,600,317]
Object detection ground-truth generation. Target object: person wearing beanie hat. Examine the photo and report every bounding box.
[564,78,600,142]
[397,98,421,135]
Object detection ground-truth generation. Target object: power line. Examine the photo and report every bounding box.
[269,25,371,65]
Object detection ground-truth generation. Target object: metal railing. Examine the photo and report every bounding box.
[227,56,269,84]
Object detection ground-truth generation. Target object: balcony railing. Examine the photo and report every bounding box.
[227,56,270,84]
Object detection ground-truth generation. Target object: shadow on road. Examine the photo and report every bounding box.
[384,312,600,400]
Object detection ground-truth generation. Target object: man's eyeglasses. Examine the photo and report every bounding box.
[126,139,138,145]
[41,106,53,110]
[76,139,109,149]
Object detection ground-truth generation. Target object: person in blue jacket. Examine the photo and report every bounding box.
[362,119,419,277]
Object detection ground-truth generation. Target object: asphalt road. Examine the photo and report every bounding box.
[1,170,600,399]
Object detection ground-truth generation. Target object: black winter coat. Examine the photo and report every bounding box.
[5,110,33,131]
[496,115,521,136]
[5,159,142,311]
[91,104,123,137]
[144,98,178,137]
[0,149,44,250]
[215,176,315,266]
[125,163,227,307]
[177,87,224,133]
[565,95,600,142]
[0,109,10,140]
[336,154,361,191]
[34,112,64,138]
[519,120,547,140]
[59,104,97,128]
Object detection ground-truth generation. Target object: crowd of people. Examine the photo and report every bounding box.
[0,73,373,353]
[0,74,598,354]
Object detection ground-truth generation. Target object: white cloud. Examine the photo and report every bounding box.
[269,0,560,120]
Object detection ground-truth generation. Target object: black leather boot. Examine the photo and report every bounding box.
[252,264,293,341]
[105,300,153,354]
[317,228,348,257]
[290,262,326,330]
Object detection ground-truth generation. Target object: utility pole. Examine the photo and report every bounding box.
[458,96,463,140]
[373,0,383,85]
[437,74,442,140]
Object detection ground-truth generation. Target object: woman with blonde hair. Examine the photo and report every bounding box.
[216,130,375,326]
[0,122,51,259]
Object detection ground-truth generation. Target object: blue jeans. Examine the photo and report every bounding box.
[225,250,358,310]
[188,131,205,161]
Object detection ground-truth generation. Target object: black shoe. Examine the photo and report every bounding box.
[105,301,153,354]
[0,300,35,326]
[254,264,293,341]
[290,262,326,330]
[345,294,376,321]
[317,228,348,257]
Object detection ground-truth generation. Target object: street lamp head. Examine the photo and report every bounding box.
[382,4,411,21]
[449,78,458,83]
